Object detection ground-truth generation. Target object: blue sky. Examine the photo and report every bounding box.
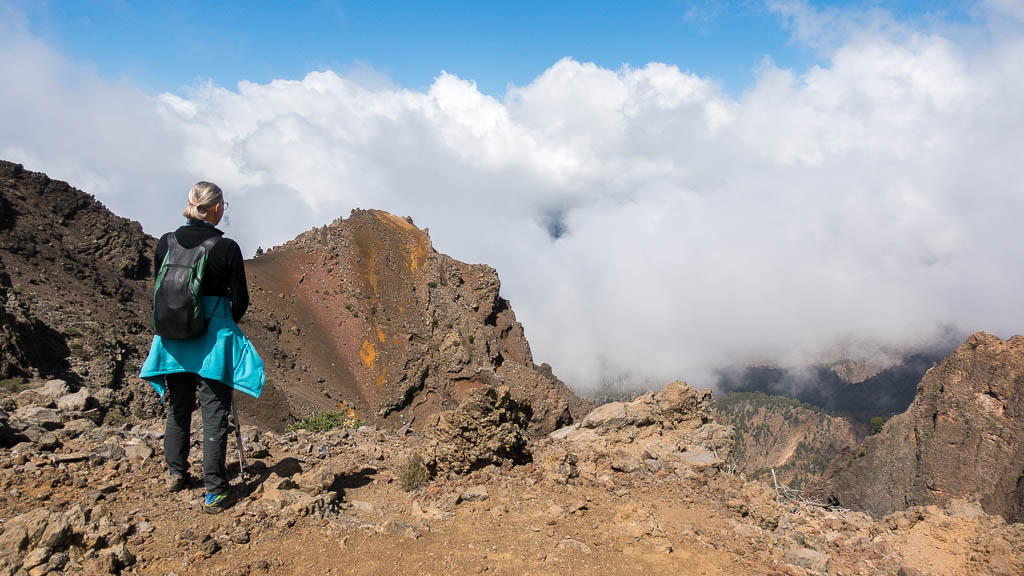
[14,0,975,96]
[3,0,1021,388]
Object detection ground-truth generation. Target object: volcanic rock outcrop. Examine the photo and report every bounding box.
[0,161,155,420]
[240,209,588,434]
[419,385,532,476]
[544,381,736,484]
[824,332,1024,521]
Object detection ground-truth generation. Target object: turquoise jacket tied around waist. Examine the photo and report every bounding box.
[139,296,265,398]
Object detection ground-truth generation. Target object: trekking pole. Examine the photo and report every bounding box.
[231,391,247,480]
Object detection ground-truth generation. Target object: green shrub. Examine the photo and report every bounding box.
[288,407,364,433]
[427,281,438,289]
[0,377,29,393]
[870,416,885,435]
[399,455,430,492]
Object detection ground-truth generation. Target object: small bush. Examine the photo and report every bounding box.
[869,416,885,435]
[288,407,364,433]
[427,281,438,289]
[399,455,430,492]
[0,377,30,393]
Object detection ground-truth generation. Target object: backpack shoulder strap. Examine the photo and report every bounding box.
[198,235,220,253]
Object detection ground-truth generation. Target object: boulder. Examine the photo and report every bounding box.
[124,443,153,460]
[0,524,29,557]
[295,466,342,495]
[655,381,710,424]
[1,509,52,551]
[37,516,71,548]
[35,431,58,451]
[14,390,55,408]
[609,450,643,473]
[420,386,531,477]
[57,389,93,412]
[12,406,61,431]
[91,442,125,461]
[458,486,489,503]
[37,380,70,399]
[61,418,96,439]
[678,451,719,468]
[19,425,46,443]
[91,388,116,410]
[20,547,51,571]
[784,547,831,573]
[580,402,627,430]
[104,543,136,570]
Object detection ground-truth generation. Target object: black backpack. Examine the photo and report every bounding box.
[153,234,219,339]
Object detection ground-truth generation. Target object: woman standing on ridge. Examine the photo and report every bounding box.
[139,181,265,514]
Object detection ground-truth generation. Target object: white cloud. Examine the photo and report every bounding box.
[2,5,1023,392]
[985,0,1024,22]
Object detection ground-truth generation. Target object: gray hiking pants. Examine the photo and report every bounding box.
[164,373,232,495]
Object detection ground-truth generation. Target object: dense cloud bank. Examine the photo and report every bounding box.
[2,3,1023,391]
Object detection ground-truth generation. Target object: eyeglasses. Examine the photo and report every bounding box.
[222,201,230,211]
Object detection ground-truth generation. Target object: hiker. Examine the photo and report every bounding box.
[139,181,265,514]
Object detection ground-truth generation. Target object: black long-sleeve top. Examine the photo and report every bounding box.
[154,220,249,323]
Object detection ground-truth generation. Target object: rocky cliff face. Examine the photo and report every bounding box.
[0,161,155,419]
[823,332,1024,521]
[240,209,589,434]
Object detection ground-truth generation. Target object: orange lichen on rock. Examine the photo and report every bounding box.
[359,339,376,368]
[376,367,388,388]
[372,209,418,232]
[376,326,386,343]
[371,209,429,272]
[409,236,428,272]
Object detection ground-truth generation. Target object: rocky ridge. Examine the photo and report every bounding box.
[0,161,155,422]
[823,332,1024,523]
[0,162,586,436]
[240,209,588,434]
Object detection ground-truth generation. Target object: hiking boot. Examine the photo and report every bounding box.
[203,491,231,514]
[166,473,187,492]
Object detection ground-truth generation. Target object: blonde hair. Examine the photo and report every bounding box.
[183,181,224,221]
